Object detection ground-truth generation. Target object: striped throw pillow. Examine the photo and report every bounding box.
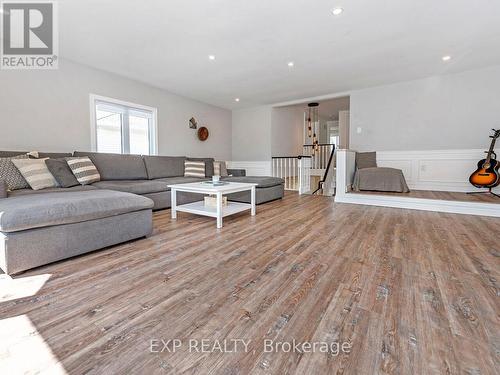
[66,157,101,185]
[11,158,58,190]
[184,160,206,178]
[213,161,228,177]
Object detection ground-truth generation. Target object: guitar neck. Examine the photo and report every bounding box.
[485,137,497,163]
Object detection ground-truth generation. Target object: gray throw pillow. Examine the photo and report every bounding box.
[0,154,30,190]
[356,152,377,169]
[46,158,80,188]
[0,180,7,198]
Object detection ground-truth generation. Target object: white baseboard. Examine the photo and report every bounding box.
[227,161,272,176]
[376,149,499,193]
[335,193,500,218]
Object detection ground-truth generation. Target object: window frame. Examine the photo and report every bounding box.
[89,94,158,155]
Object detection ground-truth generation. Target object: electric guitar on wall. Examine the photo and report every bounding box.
[469,129,500,189]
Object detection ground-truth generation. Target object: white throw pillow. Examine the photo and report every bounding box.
[11,158,58,190]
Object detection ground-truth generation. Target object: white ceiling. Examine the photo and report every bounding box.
[60,0,500,109]
[283,97,350,121]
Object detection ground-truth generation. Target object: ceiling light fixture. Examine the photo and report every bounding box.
[332,7,344,16]
[442,55,451,61]
[235,98,240,102]
[208,55,216,61]
[288,61,294,67]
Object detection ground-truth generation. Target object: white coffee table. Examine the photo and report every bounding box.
[168,182,257,228]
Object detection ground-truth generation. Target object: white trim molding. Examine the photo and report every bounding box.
[376,149,499,193]
[226,161,272,176]
[335,193,500,218]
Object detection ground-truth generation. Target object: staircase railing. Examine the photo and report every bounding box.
[302,144,335,170]
[312,145,336,195]
[271,156,311,194]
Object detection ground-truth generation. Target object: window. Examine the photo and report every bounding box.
[90,95,158,155]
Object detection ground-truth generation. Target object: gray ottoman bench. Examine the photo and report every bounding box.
[0,190,153,275]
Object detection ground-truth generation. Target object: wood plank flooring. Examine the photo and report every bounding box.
[349,189,500,203]
[1,193,499,374]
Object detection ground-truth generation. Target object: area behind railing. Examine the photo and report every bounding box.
[271,156,311,194]
[302,144,335,172]
[272,144,336,195]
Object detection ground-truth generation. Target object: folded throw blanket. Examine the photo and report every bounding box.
[353,167,410,193]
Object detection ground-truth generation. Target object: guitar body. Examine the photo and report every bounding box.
[469,158,500,188]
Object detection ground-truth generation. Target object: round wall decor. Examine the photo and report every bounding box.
[198,126,209,141]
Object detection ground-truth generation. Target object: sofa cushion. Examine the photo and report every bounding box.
[74,151,148,180]
[143,155,185,179]
[11,158,59,190]
[38,152,73,158]
[45,158,80,188]
[0,190,153,233]
[221,176,284,188]
[7,185,97,197]
[187,157,215,177]
[156,176,208,189]
[0,151,73,158]
[0,154,30,190]
[92,180,169,195]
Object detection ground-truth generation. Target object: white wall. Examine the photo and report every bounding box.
[271,106,303,157]
[0,59,232,159]
[350,65,500,152]
[231,106,272,161]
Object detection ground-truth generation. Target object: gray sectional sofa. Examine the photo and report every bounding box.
[0,150,284,275]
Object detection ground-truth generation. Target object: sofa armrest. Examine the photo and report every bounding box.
[227,169,246,177]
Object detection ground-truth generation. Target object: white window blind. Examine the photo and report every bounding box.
[92,97,157,155]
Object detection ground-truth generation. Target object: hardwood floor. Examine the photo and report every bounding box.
[1,193,499,374]
[349,189,500,203]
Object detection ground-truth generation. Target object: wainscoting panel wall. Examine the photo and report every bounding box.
[376,149,500,193]
[226,161,272,176]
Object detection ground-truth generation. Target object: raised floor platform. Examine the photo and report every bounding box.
[336,189,500,217]
[349,189,500,204]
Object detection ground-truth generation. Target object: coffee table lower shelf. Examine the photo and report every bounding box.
[174,201,252,218]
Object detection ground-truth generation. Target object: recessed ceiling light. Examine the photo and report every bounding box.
[442,55,451,61]
[208,55,216,61]
[332,7,344,16]
[288,61,294,67]
[235,98,240,102]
